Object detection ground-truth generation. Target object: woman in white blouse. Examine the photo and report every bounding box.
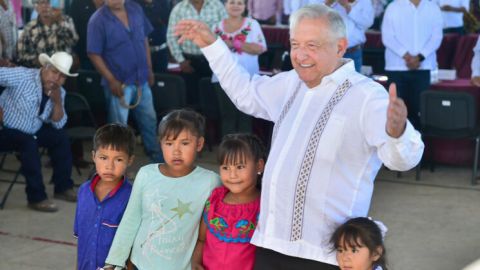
[212,0,267,137]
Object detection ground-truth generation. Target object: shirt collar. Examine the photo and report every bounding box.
[89,174,126,198]
[103,0,132,20]
[321,58,355,86]
[401,0,425,8]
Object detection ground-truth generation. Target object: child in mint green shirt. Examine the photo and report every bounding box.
[104,110,220,270]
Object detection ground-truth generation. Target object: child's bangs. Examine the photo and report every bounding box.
[99,143,128,154]
[218,140,251,165]
[336,228,364,249]
[162,121,187,140]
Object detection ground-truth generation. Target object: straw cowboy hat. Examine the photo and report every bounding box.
[38,52,78,77]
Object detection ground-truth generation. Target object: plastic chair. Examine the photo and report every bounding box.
[65,92,98,175]
[151,73,187,120]
[417,90,480,185]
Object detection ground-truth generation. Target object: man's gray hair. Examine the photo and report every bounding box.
[289,4,346,40]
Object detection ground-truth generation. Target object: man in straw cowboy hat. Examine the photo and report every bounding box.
[0,51,77,212]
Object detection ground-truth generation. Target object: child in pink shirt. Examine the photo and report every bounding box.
[192,133,267,270]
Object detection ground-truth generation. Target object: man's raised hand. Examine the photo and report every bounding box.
[386,83,408,138]
[174,20,217,48]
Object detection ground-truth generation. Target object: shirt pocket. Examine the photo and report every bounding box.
[316,114,346,163]
[99,219,119,248]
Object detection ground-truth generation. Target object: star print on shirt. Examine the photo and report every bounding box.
[170,199,193,219]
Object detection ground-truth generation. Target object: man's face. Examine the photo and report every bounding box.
[41,65,66,92]
[92,0,104,8]
[105,0,124,10]
[290,17,347,88]
[35,0,52,19]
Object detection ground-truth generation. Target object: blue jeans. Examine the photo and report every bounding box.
[103,82,163,162]
[0,125,74,203]
[344,48,363,72]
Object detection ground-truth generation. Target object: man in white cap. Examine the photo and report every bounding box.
[0,51,77,212]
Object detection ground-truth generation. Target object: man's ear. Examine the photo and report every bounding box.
[196,136,205,152]
[91,150,96,162]
[337,37,348,57]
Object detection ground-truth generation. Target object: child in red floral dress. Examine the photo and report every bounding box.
[191,134,267,270]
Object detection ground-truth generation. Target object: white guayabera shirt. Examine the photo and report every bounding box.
[202,39,424,265]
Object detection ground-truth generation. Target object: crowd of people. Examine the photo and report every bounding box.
[1,0,480,269]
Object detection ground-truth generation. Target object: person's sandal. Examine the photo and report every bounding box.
[28,199,58,212]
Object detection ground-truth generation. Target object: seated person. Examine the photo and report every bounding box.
[0,51,77,212]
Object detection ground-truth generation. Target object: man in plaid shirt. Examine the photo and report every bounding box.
[16,0,78,68]
[167,0,226,107]
[0,52,77,212]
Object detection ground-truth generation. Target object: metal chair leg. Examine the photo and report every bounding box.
[472,137,479,186]
[415,163,421,181]
[0,170,20,210]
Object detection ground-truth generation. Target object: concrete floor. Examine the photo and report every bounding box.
[0,144,479,270]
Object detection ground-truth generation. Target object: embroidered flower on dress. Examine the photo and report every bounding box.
[214,21,252,54]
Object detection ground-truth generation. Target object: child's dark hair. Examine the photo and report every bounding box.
[158,109,206,140]
[330,217,388,270]
[93,123,136,156]
[217,133,267,167]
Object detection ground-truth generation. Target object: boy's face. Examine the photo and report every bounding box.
[336,237,381,270]
[160,129,204,178]
[92,146,134,183]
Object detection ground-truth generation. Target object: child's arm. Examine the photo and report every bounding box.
[105,171,146,268]
[191,216,207,270]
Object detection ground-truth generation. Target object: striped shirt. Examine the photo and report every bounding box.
[167,0,227,63]
[0,67,67,134]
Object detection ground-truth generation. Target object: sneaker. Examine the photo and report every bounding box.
[28,199,58,212]
[54,188,77,202]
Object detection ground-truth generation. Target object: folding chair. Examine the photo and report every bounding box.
[65,92,98,175]
[198,77,220,151]
[76,69,106,125]
[417,90,480,185]
[0,151,21,209]
[151,73,187,120]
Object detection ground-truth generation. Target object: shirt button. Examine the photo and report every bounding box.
[94,224,97,228]
[97,205,101,209]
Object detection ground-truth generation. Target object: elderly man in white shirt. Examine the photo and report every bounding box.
[436,0,469,34]
[471,37,480,86]
[326,0,374,72]
[175,4,423,270]
[382,0,443,129]
[284,0,324,15]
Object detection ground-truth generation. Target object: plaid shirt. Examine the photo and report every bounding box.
[167,0,226,63]
[16,15,78,68]
[0,67,67,134]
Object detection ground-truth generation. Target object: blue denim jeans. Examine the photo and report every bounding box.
[0,125,74,203]
[103,82,163,162]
